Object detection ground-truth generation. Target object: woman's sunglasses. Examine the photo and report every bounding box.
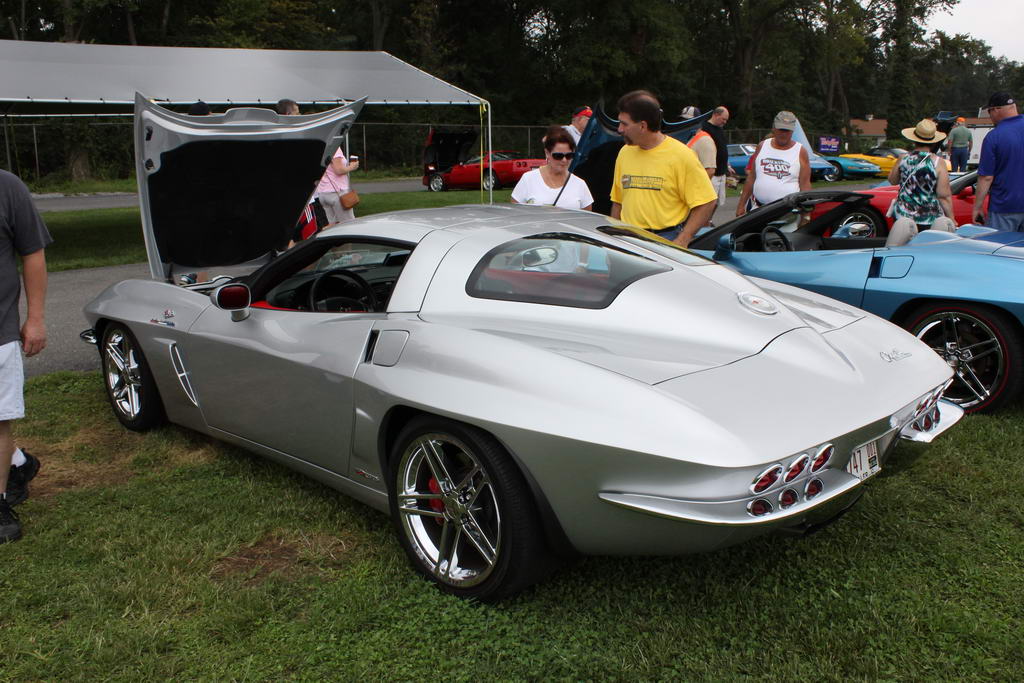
[549,152,575,160]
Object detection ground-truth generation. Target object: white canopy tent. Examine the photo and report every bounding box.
[0,39,493,195]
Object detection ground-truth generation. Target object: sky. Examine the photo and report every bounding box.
[926,0,1024,63]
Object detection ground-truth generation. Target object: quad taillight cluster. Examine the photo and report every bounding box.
[746,444,833,517]
[910,381,951,432]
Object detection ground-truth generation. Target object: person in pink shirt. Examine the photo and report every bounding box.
[317,148,359,224]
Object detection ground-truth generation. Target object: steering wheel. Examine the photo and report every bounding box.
[308,268,379,312]
[761,225,793,252]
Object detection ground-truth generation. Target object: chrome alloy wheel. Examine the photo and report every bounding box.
[104,329,144,420]
[428,173,444,192]
[838,210,880,237]
[396,434,501,588]
[914,311,1004,410]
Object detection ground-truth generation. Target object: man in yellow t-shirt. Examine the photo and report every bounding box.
[610,91,718,248]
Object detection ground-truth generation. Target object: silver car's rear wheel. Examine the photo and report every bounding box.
[907,304,1024,413]
[389,416,553,600]
[101,325,165,431]
[397,432,501,587]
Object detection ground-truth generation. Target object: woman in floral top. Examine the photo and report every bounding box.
[884,119,956,246]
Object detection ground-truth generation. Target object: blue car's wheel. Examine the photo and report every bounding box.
[825,162,844,182]
[906,303,1024,413]
[389,416,554,600]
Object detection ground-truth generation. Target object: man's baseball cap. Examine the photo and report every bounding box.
[573,106,593,118]
[680,106,701,118]
[773,110,798,131]
[986,92,1015,108]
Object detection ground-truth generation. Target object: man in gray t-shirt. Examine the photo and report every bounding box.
[0,169,51,543]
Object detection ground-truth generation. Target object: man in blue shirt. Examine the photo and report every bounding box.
[974,92,1024,231]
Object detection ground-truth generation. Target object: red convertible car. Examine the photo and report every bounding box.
[812,171,987,236]
[422,128,543,192]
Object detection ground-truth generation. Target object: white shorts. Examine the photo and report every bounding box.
[711,175,726,207]
[0,340,24,421]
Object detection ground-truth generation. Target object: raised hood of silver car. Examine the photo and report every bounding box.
[134,93,363,280]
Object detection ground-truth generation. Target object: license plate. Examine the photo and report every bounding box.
[845,440,881,481]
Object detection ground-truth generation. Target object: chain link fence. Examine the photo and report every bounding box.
[1,116,876,185]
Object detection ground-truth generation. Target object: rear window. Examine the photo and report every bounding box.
[466,233,671,309]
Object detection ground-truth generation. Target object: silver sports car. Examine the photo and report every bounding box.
[82,97,962,600]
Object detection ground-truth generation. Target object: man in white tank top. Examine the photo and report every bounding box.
[736,111,811,215]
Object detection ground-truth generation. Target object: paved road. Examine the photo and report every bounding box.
[22,262,149,378]
[32,178,424,213]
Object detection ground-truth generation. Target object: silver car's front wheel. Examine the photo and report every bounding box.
[101,325,164,431]
[389,417,553,600]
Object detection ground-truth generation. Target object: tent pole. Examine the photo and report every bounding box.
[486,101,493,204]
[3,113,10,171]
[32,125,39,180]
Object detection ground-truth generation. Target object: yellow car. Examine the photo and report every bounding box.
[841,147,950,178]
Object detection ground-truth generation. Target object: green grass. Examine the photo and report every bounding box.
[3,371,1023,679]
[40,190,512,272]
[29,177,139,195]
[42,208,148,271]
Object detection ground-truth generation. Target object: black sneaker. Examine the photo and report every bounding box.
[6,451,40,506]
[0,497,21,543]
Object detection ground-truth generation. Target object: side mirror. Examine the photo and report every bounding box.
[213,283,251,322]
[521,246,559,268]
[713,234,734,261]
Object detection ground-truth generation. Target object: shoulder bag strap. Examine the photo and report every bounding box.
[552,172,572,207]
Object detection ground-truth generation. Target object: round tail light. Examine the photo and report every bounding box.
[751,465,783,494]
[784,455,809,483]
[778,489,798,509]
[747,499,773,517]
[805,479,824,499]
[811,444,833,472]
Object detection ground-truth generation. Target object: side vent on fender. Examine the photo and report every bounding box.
[371,330,410,367]
[169,344,198,407]
[364,330,380,362]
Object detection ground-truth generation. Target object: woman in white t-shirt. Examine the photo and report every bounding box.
[511,126,593,210]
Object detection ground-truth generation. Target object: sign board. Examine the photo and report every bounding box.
[819,135,841,154]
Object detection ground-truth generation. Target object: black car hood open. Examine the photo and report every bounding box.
[135,93,363,281]
[423,127,477,174]
[571,107,712,215]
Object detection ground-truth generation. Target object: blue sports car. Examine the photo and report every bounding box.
[688,190,1024,413]
[727,143,839,182]
[820,155,882,180]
